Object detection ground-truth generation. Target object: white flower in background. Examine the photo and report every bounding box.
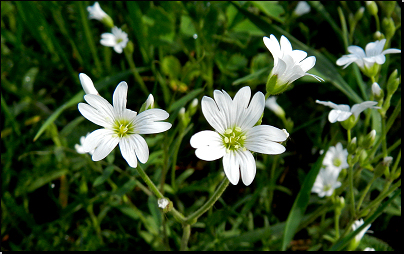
[311,166,341,197]
[79,73,99,95]
[87,2,108,21]
[293,1,311,16]
[75,133,94,155]
[263,35,323,94]
[352,219,372,243]
[77,75,172,168]
[100,27,129,54]
[336,39,401,69]
[158,198,169,209]
[265,96,285,118]
[190,86,288,186]
[322,142,348,172]
[316,100,379,123]
[364,247,375,251]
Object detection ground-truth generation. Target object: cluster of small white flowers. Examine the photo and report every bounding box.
[311,143,348,197]
[316,100,379,123]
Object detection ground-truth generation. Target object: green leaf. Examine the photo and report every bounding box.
[22,67,39,93]
[115,178,137,197]
[167,88,203,113]
[251,1,285,23]
[147,196,162,230]
[161,55,182,80]
[232,66,270,86]
[359,234,394,251]
[93,166,115,187]
[281,146,328,250]
[23,169,69,195]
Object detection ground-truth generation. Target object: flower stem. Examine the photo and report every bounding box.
[185,177,230,225]
[136,165,186,224]
[348,165,356,217]
[356,177,376,212]
[334,208,340,240]
[180,224,191,251]
[347,129,351,143]
[123,48,149,96]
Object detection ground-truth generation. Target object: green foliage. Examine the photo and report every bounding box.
[1,1,401,251]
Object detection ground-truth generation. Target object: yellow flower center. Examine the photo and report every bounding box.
[222,127,247,153]
[112,119,134,138]
[333,158,342,167]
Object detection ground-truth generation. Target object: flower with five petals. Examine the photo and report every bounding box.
[190,86,288,186]
[100,27,129,54]
[77,74,171,168]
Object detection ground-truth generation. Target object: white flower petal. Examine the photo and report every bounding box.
[213,90,233,128]
[100,33,116,46]
[119,136,138,168]
[78,103,112,128]
[245,139,286,155]
[136,122,172,135]
[315,100,341,110]
[79,73,98,95]
[351,101,378,119]
[382,48,401,55]
[83,94,115,122]
[246,125,287,142]
[92,135,119,161]
[336,55,356,67]
[113,45,123,54]
[290,50,307,63]
[237,150,256,186]
[347,45,366,58]
[280,35,293,54]
[195,145,226,162]
[223,152,240,185]
[113,81,128,114]
[299,56,316,73]
[201,96,226,133]
[233,86,252,124]
[190,130,222,148]
[237,91,265,130]
[263,35,281,64]
[131,134,149,164]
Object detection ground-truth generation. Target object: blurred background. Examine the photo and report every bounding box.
[1,1,401,251]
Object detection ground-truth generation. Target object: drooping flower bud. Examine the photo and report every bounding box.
[362,130,376,149]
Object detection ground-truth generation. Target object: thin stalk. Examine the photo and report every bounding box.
[78,1,102,74]
[334,209,340,239]
[123,48,149,96]
[267,155,279,213]
[180,224,191,251]
[348,165,356,217]
[386,98,401,133]
[136,164,186,224]
[360,179,401,218]
[185,177,230,225]
[381,118,388,158]
[356,177,376,212]
[347,129,351,144]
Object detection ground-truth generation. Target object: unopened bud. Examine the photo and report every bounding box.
[366,1,378,16]
[382,1,396,18]
[348,137,357,154]
[386,69,399,96]
[188,98,198,116]
[354,7,365,22]
[373,31,384,41]
[382,17,395,39]
[341,114,357,131]
[371,82,384,102]
[335,196,345,209]
[392,167,401,180]
[139,94,154,112]
[362,130,376,149]
[373,156,392,178]
[358,150,368,166]
[158,198,173,213]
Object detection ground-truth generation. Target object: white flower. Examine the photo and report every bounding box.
[87,2,108,21]
[190,86,288,186]
[364,247,375,251]
[77,79,172,168]
[100,27,129,54]
[293,1,311,16]
[336,39,401,69]
[311,166,341,197]
[75,133,94,155]
[79,73,99,95]
[263,35,323,93]
[316,100,379,123]
[322,142,348,172]
[158,198,169,209]
[145,94,154,110]
[265,96,285,117]
[352,219,371,243]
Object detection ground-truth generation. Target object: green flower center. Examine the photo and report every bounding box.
[116,38,123,43]
[222,127,247,153]
[112,119,135,138]
[333,158,342,167]
[323,184,331,192]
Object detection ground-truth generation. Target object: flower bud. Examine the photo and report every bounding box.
[382,1,396,18]
[354,7,365,22]
[366,1,378,16]
[265,96,285,118]
[158,198,173,213]
[293,1,311,17]
[125,41,134,55]
[358,150,368,166]
[139,94,154,113]
[335,196,345,209]
[178,107,190,127]
[348,154,359,166]
[373,156,392,178]
[373,31,384,41]
[188,98,198,116]
[362,130,376,149]
[392,167,401,180]
[386,69,399,96]
[382,17,395,39]
[348,137,357,154]
[371,82,384,101]
[341,114,357,131]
